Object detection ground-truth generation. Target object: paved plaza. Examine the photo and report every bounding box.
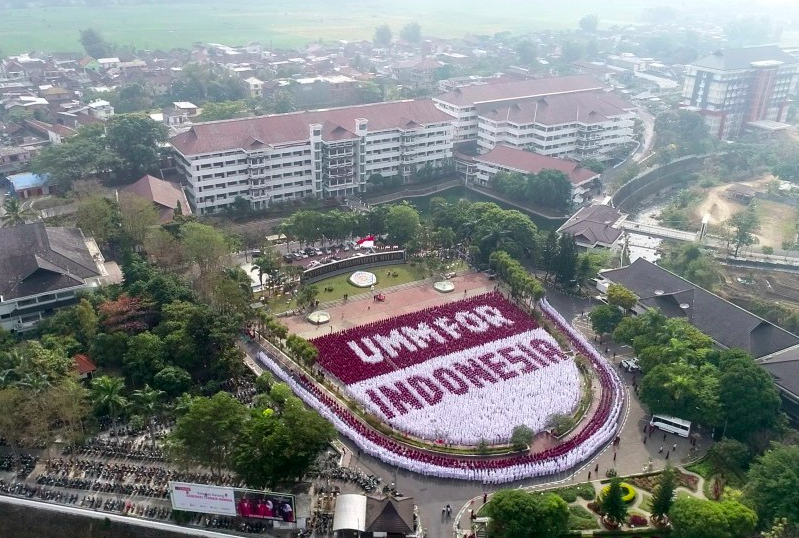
[243,279,711,538]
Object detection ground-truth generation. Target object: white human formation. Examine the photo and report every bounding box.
[254,297,624,483]
[348,328,581,445]
[348,271,377,287]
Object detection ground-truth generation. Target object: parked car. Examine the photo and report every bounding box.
[282,254,294,263]
[620,358,640,372]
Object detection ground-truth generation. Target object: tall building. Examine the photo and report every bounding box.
[682,46,799,139]
[433,75,635,160]
[170,100,453,215]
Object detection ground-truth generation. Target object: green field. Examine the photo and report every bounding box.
[1,0,655,54]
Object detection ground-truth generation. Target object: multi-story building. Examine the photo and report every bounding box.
[170,100,453,214]
[433,75,610,142]
[474,91,635,159]
[682,45,799,139]
[0,222,107,332]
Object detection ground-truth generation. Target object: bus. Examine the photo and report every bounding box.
[649,414,691,438]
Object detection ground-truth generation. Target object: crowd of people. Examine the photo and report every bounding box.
[310,292,535,384]
[255,296,624,482]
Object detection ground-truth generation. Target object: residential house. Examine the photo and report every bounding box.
[8,172,50,198]
[463,144,600,206]
[556,204,626,250]
[244,76,264,98]
[73,353,97,380]
[0,146,32,174]
[120,174,192,223]
[170,99,452,214]
[0,222,108,332]
[291,75,359,108]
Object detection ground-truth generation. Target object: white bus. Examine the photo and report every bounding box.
[649,414,691,438]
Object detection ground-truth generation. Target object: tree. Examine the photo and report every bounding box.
[0,387,33,465]
[728,207,761,257]
[79,28,112,59]
[118,191,159,247]
[75,195,117,246]
[132,384,164,449]
[374,24,393,47]
[606,284,638,311]
[144,228,185,270]
[601,477,628,525]
[232,396,335,487]
[579,14,599,32]
[484,489,569,538]
[152,366,192,397]
[400,22,421,43]
[515,40,537,65]
[166,392,248,479]
[385,203,421,246]
[180,221,232,275]
[717,352,782,444]
[90,376,128,432]
[669,497,757,538]
[1,198,36,226]
[74,298,98,346]
[265,89,296,114]
[744,444,799,525]
[553,233,578,283]
[654,109,714,156]
[197,100,250,122]
[49,378,90,461]
[651,465,676,522]
[295,284,319,311]
[122,332,166,388]
[590,305,624,335]
[110,83,153,114]
[707,439,751,473]
[510,425,533,451]
[105,114,168,180]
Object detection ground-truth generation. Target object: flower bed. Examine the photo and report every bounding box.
[601,483,637,503]
[349,271,377,287]
[310,293,580,445]
[251,295,624,483]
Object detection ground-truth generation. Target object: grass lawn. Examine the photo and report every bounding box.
[264,261,452,312]
[685,459,714,479]
[568,505,600,531]
[2,0,671,54]
[640,492,653,512]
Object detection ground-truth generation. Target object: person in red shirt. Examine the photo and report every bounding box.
[237,496,252,518]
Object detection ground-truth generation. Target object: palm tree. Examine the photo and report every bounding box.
[90,376,128,433]
[132,384,165,449]
[1,198,35,226]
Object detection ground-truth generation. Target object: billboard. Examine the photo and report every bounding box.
[170,481,296,522]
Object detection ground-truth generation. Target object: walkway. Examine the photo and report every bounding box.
[621,220,700,242]
[363,179,461,205]
[465,184,566,220]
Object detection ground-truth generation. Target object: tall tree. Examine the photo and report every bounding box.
[132,384,164,449]
[90,376,128,432]
[385,203,421,246]
[589,304,624,336]
[166,392,248,478]
[553,233,578,283]
[1,198,36,226]
[400,22,422,43]
[728,207,761,257]
[579,14,599,32]
[50,378,91,461]
[79,28,112,58]
[484,489,569,538]
[105,114,168,180]
[75,195,117,246]
[118,191,159,248]
[606,284,638,311]
[744,444,799,525]
[651,465,677,522]
[669,497,757,538]
[197,100,250,122]
[180,221,232,275]
[374,24,393,47]
[601,477,629,526]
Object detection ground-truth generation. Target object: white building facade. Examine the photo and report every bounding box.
[170,100,453,214]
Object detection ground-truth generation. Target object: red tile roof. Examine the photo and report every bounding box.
[474,145,599,186]
[73,354,97,375]
[170,99,451,156]
[476,91,634,125]
[434,74,606,106]
[122,174,192,222]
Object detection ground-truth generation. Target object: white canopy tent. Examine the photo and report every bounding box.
[333,494,367,533]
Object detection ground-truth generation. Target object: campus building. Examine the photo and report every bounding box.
[682,46,799,139]
[433,75,636,159]
[0,223,108,332]
[169,100,453,215]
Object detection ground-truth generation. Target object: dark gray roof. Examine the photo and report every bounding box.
[600,258,799,358]
[557,205,624,247]
[0,223,100,301]
[365,497,414,535]
[691,46,797,71]
[760,345,799,398]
